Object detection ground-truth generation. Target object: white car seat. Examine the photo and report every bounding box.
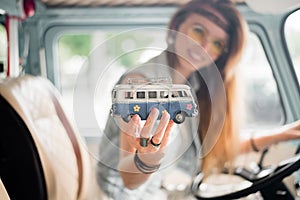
[0,75,93,200]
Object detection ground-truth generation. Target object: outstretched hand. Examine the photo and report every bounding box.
[280,119,300,141]
[119,108,174,164]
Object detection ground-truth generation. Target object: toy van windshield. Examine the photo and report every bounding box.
[111,77,198,124]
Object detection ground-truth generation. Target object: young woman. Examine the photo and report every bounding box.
[97,0,300,199]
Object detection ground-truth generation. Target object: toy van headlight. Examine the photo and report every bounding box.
[192,103,198,117]
[192,108,198,117]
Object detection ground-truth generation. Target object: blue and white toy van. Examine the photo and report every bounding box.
[111,78,198,124]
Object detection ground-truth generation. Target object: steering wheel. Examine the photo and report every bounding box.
[191,153,300,199]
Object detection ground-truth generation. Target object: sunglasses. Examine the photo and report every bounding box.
[187,24,228,56]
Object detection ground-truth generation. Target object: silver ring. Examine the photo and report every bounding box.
[150,137,161,148]
[140,137,150,147]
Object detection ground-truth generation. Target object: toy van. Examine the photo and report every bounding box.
[111,78,198,124]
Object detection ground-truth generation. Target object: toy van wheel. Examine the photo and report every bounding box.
[174,112,185,124]
[122,114,133,122]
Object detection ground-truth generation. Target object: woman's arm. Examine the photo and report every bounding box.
[240,119,300,153]
[118,109,174,189]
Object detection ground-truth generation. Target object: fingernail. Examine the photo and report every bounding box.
[151,108,160,117]
[132,114,139,121]
[162,111,170,119]
[134,125,139,137]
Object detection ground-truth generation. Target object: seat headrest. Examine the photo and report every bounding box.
[0,75,92,200]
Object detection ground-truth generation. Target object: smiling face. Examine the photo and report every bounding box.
[173,12,229,76]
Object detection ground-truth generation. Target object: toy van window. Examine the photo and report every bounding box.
[171,91,178,98]
[137,91,145,99]
[285,9,300,85]
[148,91,157,98]
[182,90,188,97]
[178,91,185,97]
[160,91,168,98]
[125,91,134,99]
[172,91,184,98]
[113,91,116,99]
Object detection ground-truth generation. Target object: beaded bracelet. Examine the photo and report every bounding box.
[250,137,259,152]
[134,150,161,174]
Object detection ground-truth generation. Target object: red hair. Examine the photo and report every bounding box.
[167,0,248,175]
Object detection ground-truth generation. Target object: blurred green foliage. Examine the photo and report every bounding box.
[0,25,7,59]
[58,32,154,69]
[106,32,154,68]
[58,34,91,59]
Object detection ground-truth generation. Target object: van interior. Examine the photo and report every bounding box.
[0,0,300,199]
